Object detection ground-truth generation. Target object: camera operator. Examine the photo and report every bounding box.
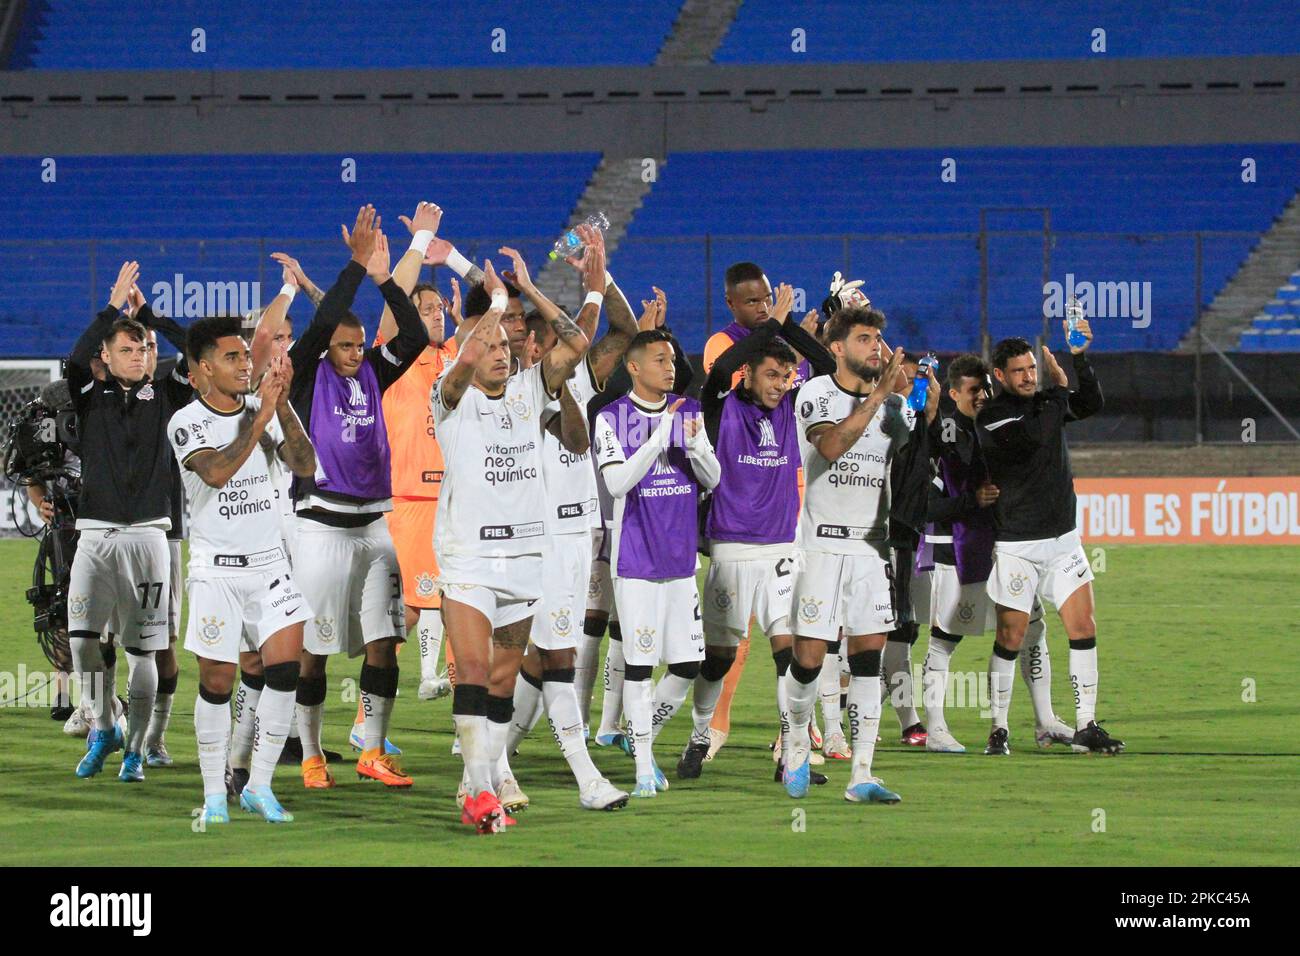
[66,260,193,782]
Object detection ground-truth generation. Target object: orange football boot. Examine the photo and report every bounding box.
[356,749,413,788]
[302,754,335,789]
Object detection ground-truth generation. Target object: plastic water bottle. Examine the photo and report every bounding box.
[908,353,939,411]
[1065,295,1088,349]
[548,212,610,261]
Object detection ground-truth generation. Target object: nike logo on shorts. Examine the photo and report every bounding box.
[284,606,302,616]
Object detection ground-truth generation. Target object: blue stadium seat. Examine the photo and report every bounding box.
[9,1,681,69]
[0,153,598,356]
[612,145,1300,352]
[714,1,1300,64]
[1239,270,1300,351]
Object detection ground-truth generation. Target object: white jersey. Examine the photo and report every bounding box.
[431,361,551,562]
[540,358,600,536]
[796,374,913,556]
[168,395,288,575]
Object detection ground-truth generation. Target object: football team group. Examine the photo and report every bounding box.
[50,201,1123,835]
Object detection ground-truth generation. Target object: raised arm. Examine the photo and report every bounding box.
[547,383,591,456]
[497,245,590,394]
[701,319,781,445]
[367,230,431,389]
[269,252,325,308]
[289,205,379,376]
[1058,320,1103,421]
[377,201,443,344]
[251,263,297,383]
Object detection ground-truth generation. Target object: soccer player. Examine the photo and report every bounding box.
[693,313,835,783]
[593,330,720,797]
[976,326,1123,755]
[489,235,631,812]
[170,319,316,822]
[432,257,591,832]
[782,306,917,803]
[287,206,429,790]
[921,354,1077,753]
[65,260,192,782]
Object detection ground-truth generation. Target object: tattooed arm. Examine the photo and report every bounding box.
[271,358,315,477]
[496,245,590,393]
[186,383,280,489]
[547,382,591,455]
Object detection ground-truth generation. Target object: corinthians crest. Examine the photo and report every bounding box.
[199,616,224,645]
[550,608,573,638]
[713,588,735,611]
[1007,573,1027,596]
[315,616,336,643]
[68,594,89,620]
[957,601,975,623]
[798,596,823,623]
[634,626,656,652]
[415,572,436,598]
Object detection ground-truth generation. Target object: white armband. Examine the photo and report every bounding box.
[583,291,604,310]
[490,289,508,311]
[446,247,474,278]
[409,230,434,256]
[279,284,297,303]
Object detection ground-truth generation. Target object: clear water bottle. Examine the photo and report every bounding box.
[548,212,610,261]
[1065,295,1088,349]
[908,353,939,411]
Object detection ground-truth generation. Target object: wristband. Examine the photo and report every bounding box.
[279,284,297,302]
[490,289,508,311]
[583,291,604,310]
[604,270,614,288]
[446,247,473,278]
[409,230,434,256]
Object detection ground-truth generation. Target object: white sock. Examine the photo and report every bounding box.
[884,639,919,730]
[507,675,544,753]
[487,717,510,789]
[249,687,294,789]
[1069,644,1099,729]
[230,677,262,770]
[297,702,324,761]
[574,627,603,726]
[819,647,842,731]
[456,714,492,796]
[847,675,882,783]
[989,649,1017,730]
[784,665,819,763]
[145,688,173,749]
[361,691,395,753]
[125,652,157,753]
[543,678,601,789]
[1020,614,1056,727]
[194,694,231,799]
[287,710,300,740]
[416,608,443,682]
[691,671,725,739]
[622,678,654,779]
[70,639,111,732]
[922,635,959,733]
[597,637,625,734]
[651,672,692,742]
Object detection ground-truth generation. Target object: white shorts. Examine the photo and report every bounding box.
[294,518,406,657]
[987,530,1093,614]
[441,552,543,631]
[167,539,182,637]
[931,563,997,636]
[585,527,617,621]
[911,567,931,633]
[702,552,797,646]
[67,527,170,652]
[614,576,704,667]
[531,534,592,650]
[791,549,895,641]
[184,563,312,664]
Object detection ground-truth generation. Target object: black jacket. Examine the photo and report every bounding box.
[975,352,1103,541]
[68,306,191,527]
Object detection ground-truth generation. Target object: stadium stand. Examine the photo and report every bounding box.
[0,152,598,356]
[713,1,1300,64]
[611,145,1300,352]
[8,0,682,69]
[1240,270,1300,352]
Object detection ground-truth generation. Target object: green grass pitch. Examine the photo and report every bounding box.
[1,539,1296,866]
